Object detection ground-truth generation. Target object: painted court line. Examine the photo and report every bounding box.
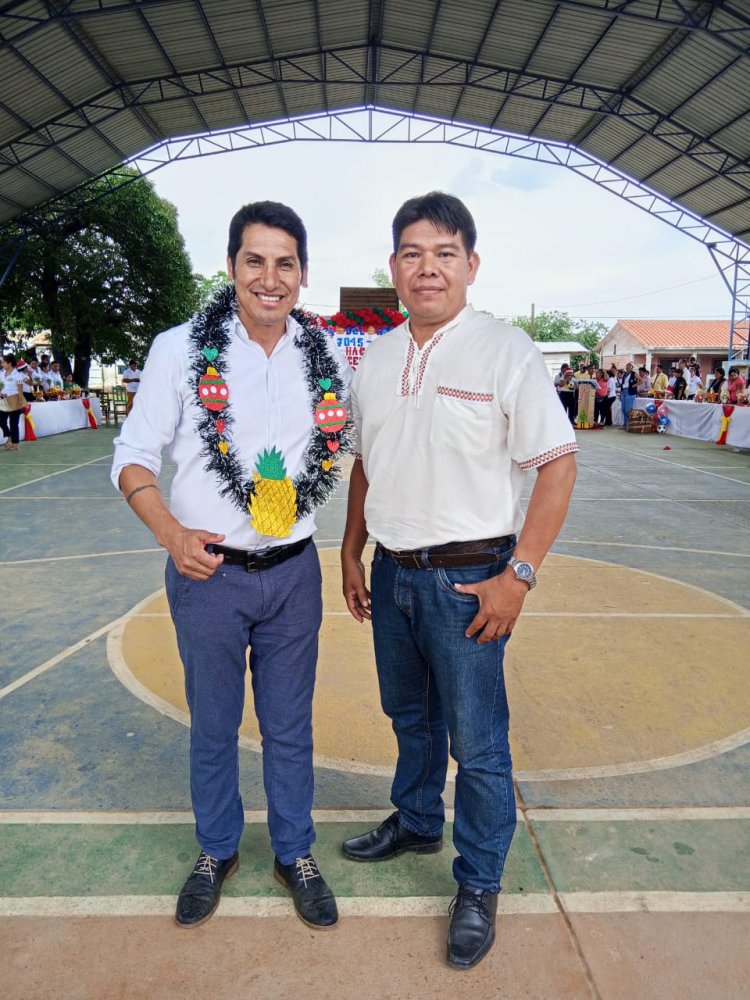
[525,807,750,822]
[568,497,750,502]
[0,548,162,566]
[559,540,750,559]
[128,610,748,619]
[0,896,557,918]
[0,454,112,494]
[106,579,750,784]
[590,440,750,488]
[0,496,125,501]
[2,893,747,919]
[0,808,431,825]
[3,806,747,826]
[0,617,126,703]
[560,892,750,914]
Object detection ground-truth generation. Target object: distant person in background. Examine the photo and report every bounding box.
[0,354,26,451]
[726,367,746,403]
[17,360,34,402]
[651,364,668,395]
[619,362,638,427]
[558,368,578,424]
[26,359,42,392]
[686,366,702,400]
[605,369,618,425]
[122,359,142,415]
[48,362,64,390]
[671,369,687,400]
[553,363,570,393]
[708,367,725,397]
[38,362,53,392]
[594,368,609,425]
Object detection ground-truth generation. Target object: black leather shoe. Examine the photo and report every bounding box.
[274,855,338,929]
[447,885,499,969]
[342,811,443,862]
[175,850,239,927]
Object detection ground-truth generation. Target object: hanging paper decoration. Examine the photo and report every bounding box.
[22,404,37,441]
[188,288,351,534]
[248,448,298,538]
[198,366,229,411]
[315,387,348,434]
[81,398,98,429]
[716,404,734,445]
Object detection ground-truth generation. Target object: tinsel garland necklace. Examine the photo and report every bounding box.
[189,286,350,538]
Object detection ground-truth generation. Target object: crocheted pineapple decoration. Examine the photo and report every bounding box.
[248,447,297,538]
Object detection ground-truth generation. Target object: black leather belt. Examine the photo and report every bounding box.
[209,536,312,572]
[377,535,515,569]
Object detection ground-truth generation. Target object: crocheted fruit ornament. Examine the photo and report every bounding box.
[315,392,348,434]
[198,367,229,411]
[248,447,297,538]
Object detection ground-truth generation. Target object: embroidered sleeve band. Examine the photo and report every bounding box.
[517,441,579,470]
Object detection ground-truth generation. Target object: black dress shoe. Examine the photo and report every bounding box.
[342,811,443,862]
[447,885,499,969]
[274,855,338,929]
[175,850,239,927]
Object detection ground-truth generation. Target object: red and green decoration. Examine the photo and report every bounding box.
[315,378,348,439]
[324,307,406,331]
[189,286,351,527]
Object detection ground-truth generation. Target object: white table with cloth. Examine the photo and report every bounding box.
[0,397,103,442]
[611,397,750,447]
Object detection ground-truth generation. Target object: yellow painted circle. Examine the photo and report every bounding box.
[115,550,750,775]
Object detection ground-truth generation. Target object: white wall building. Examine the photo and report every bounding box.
[532,341,589,377]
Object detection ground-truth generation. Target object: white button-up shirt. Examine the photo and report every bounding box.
[112,313,351,549]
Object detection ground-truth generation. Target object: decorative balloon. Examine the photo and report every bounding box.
[646,403,657,414]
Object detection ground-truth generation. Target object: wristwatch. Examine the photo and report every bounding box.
[508,556,537,590]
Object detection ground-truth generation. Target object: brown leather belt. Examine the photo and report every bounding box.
[209,536,311,572]
[376,535,515,569]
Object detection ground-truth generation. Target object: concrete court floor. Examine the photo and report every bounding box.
[0,421,749,1000]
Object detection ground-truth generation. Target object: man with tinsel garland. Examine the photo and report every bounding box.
[340,192,577,970]
[112,201,350,930]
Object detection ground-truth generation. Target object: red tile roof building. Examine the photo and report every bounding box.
[597,320,749,375]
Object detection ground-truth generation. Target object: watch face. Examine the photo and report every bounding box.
[514,561,534,580]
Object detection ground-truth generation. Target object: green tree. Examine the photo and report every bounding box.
[0,170,199,385]
[196,270,230,310]
[371,267,393,288]
[511,310,605,366]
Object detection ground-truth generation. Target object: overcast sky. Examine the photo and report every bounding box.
[149,138,734,329]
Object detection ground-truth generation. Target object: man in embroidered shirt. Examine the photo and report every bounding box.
[340,192,577,970]
[112,201,350,931]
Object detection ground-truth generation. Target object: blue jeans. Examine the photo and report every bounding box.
[165,542,322,864]
[621,391,635,425]
[370,541,517,892]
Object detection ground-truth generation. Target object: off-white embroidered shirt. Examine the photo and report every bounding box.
[351,305,578,549]
[111,313,351,549]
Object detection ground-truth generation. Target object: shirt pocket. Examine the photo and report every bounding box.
[430,386,495,456]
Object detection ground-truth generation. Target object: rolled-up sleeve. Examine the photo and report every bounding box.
[110,325,187,493]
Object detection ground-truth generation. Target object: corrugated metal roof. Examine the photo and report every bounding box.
[0,0,748,246]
